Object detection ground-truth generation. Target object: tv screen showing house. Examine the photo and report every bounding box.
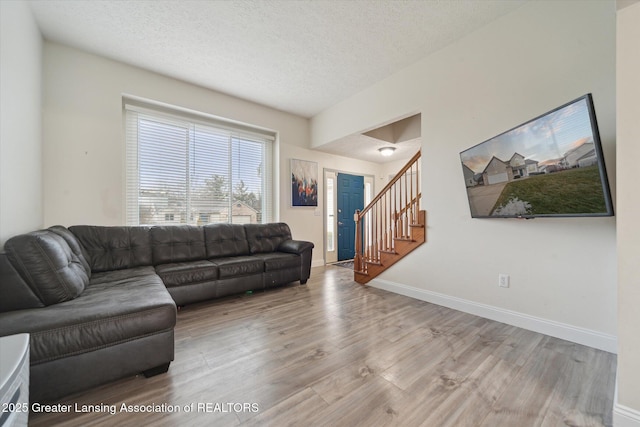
[459,94,613,218]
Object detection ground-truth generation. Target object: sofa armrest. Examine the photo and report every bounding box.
[279,239,314,285]
[278,240,314,255]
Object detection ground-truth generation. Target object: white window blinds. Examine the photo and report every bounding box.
[125,102,274,226]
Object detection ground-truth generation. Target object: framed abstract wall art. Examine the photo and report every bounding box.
[291,159,318,207]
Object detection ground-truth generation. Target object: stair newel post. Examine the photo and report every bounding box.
[354,209,362,272]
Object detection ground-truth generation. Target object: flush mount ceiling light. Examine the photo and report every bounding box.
[378,146,396,157]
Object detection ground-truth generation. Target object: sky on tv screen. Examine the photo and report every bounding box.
[461,98,592,173]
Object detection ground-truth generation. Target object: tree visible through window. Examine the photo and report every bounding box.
[125,103,274,226]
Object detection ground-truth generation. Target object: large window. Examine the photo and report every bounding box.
[125,101,274,226]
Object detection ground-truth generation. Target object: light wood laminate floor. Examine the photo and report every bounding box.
[30,265,616,426]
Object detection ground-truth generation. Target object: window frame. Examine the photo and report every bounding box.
[124,98,276,227]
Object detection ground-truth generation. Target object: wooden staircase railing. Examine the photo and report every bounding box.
[354,150,426,284]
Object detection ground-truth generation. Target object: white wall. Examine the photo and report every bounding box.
[43,41,307,225]
[0,0,43,249]
[380,157,416,184]
[616,1,640,421]
[42,42,383,265]
[312,0,617,351]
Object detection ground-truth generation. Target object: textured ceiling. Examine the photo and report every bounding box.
[28,0,526,119]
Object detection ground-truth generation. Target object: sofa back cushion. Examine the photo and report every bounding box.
[151,225,206,265]
[48,225,91,277]
[69,226,152,272]
[4,230,89,305]
[244,223,292,254]
[204,224,249,258]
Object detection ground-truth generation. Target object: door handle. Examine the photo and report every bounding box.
[338,221,344,226]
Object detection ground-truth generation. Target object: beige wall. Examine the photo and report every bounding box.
[0,1,43,249]
[312,0,617,350]
[616,0,640,420]
[42,41,308,225]
[42,42,383,265]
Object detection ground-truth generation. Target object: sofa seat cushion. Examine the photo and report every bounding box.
[155,261,218,287]
[254,252,300,271]
[210,256,264,278]
[89,266,158,284]
[0,267,176,365]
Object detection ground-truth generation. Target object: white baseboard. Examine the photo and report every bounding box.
[614,403,640,427]
[369,278,617,354]
[311,260,325,268]
[614,374,640,427]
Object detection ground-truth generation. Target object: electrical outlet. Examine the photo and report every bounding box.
[498,274,510,288]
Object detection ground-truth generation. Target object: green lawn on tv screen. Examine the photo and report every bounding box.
[491,166,608,215]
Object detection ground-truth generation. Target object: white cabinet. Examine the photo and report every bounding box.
[0,334,29,427]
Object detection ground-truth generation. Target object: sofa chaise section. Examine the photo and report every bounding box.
[0,227,176,403]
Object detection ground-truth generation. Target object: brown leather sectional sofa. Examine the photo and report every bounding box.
[0,223,313,402]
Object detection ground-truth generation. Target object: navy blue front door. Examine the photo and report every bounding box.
[337,173,364,261]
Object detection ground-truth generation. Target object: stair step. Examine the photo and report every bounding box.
[395,237,415,242]
[379,249,397,255]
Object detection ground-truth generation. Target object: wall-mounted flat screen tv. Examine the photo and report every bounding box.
[460,94,613,218]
